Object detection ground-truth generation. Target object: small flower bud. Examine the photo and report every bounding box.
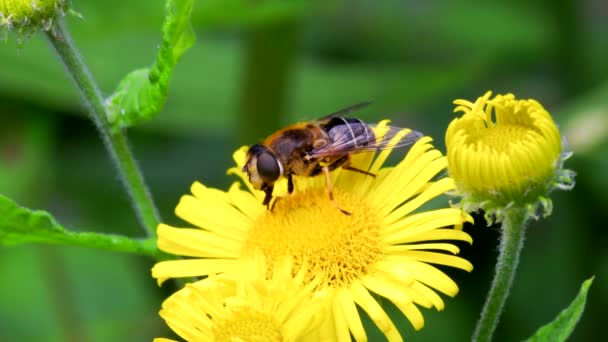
[445,91,575,223]
[0,0,68,37]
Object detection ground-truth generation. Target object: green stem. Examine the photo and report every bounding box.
[41,233,164,259]
[472,208,528,342]
[237,20,300,145]
[45,18,160,237]
[38,245,89,342]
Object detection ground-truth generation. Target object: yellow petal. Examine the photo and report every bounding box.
[331,294,353,342]
[411,281,445,311]
[384,178,455,224]
[398,228,473,244]
[227,182,265,219]
[385,257,461,296]
[360,275,413,306]
[319,308,339,342]
[187,280,235,320]
[175,195,250,235]
[151,259,236,285]
[401,137,435,170]
[191,182,230,202]
[350,281,402,342]
[402,251,473,273]
[337,290,367,342]
[386,243,461,254]
[369,129,416,175]
[373,260,416,286]
[393,301,424,331]
[369,149,445,214]
[334,151,376,194]
[160,304,211,341]
[383,208,471,241]
[227,165,263,201]
[401,286,433,309]
[231,145,249,168]
[157,224,241,258]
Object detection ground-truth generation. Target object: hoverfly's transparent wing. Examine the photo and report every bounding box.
[309,119,423,158]
[316,101,373,121]
[372,124,424,150]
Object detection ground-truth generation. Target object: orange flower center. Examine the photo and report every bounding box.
[242,188,383,288]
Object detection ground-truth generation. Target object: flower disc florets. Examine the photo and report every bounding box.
[446,91,575,223]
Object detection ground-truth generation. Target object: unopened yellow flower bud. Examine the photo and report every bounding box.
[0,0,68,35]
[446,91,575,223]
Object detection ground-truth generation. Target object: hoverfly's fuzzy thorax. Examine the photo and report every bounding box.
[1,0,71,43]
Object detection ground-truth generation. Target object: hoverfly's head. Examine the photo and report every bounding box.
[242,144,283,190]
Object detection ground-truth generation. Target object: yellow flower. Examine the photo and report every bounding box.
[446,91,575,222]
[153,123,473,341]
[155,252,326,342]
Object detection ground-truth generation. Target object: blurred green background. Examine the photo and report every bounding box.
[1,0,607,341]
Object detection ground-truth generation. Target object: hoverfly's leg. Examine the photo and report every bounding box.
[287,174,294,194]
[322,166,351,215]
[341,156,376,178]
[270,196,282,212]
[342,165,377,178]
[262,185,274,210]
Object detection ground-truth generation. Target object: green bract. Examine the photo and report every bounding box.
[0,0,68,33]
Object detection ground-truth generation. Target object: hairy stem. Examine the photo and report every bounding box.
[45,18,160,237]
[43,233,163,259]
[472,208,528,342]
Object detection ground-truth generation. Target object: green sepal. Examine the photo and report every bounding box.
[106,0,195,130]
[524,277,594,342]
[0,194,162,258]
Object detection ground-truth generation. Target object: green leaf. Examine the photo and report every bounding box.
[106,0,195,130]
[0,194,64,246]
[525,277,594,342]
[0,194,160,257]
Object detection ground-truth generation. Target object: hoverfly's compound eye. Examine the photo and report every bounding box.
[256,151,282,183]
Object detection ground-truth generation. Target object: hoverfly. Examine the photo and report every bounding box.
[242,102,423,214]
